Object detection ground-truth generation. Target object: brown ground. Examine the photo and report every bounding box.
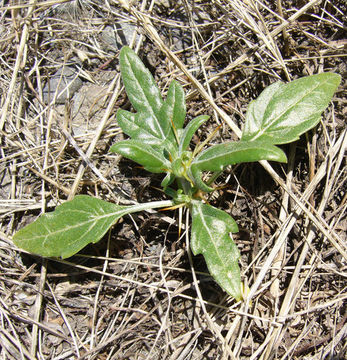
[0,0,346,359]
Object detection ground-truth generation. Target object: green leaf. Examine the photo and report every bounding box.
[13,196,130,258]
[190,201,241,301]
[242,82,283,140]
[161,172,175,189]
[117,110,166,145]
[13,196,174,258]
[159,80,186,131]
[179,115,209,154]
[119,46,168,140]
[110,139,171,173]
[242,73,341,144]
[190,140,287,192]
[157,80,186,153]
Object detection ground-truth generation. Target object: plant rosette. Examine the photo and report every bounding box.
[13,46,341,302]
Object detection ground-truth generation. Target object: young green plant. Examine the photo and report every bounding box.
[13,46,341,301]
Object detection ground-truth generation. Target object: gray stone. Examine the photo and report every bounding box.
[43,66,83,104]
[156,0,170,8]
[101,23,139,52]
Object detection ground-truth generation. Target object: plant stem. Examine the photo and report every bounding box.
[129,200,175,213]
[177,177,193,196]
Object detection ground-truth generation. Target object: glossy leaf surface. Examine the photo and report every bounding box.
[242,73,341,144]
[13,196,173,258]
[159,80,186,132]
[190,201,241,301]
[190,140,287,191]
[179,115,209,153]
[119,46,168,141]
[110,139,171,173]
[13,196,130,258]
[117,110,165,145]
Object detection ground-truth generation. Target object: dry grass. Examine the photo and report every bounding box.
[0,0,346,359]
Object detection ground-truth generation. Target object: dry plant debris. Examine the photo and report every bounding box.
[0,0,346,359]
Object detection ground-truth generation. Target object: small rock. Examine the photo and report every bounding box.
[43,66,83,104]
[101,25,119,52]
[156,0,171,8]
[101,23,139,52]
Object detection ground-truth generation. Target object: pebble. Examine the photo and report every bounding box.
[42,66,83,104]
[101,23,139,52]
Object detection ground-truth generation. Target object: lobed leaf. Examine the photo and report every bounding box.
[242,73,341,144]
[117,110,166,145]
[190,140,287,192]
[119,46,168,141]
[190,201,241,301]
[110,139,171,173]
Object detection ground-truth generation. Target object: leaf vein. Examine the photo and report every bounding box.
[251,77,332,141]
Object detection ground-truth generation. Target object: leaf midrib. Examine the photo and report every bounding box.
[249,77,331,142]
[192,143,277,167]
[20,200,174,241]
[26,209,126,241]
[128,58,165,140]
[196,205,229,270]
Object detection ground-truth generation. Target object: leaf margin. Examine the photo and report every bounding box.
[241,73,341,144]
[13,195,174,259]
[190,200,242,301]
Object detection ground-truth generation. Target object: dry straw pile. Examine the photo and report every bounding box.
[0,0,346,359]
